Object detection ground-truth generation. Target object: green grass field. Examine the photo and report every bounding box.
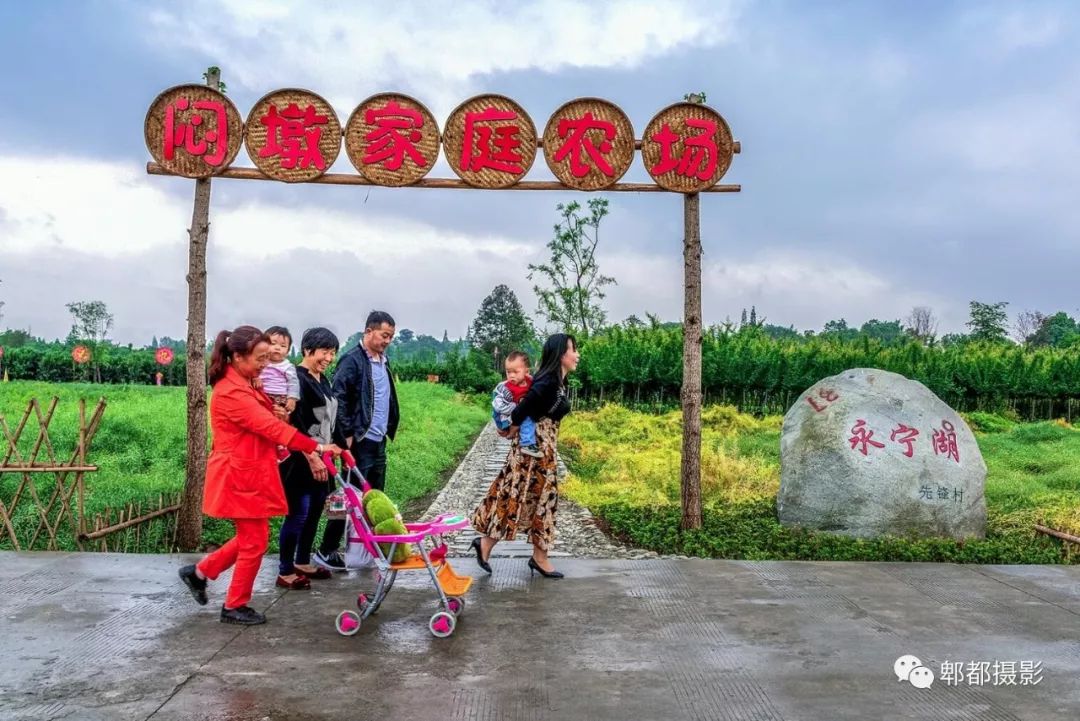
[560,405,1080,563]
[0,381,488,551]
[5,380,1077,562]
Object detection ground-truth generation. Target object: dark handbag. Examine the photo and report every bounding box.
[547,387,571,420]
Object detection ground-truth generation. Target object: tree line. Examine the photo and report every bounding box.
[2,201,1078,419]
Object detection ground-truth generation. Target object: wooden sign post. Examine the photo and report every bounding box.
[145,76,740,544]
[642,98,735,528]
[144,68,243,549]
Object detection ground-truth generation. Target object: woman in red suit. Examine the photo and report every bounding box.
[179,325,342,625]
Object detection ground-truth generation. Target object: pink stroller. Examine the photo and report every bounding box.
[323,451,474,638]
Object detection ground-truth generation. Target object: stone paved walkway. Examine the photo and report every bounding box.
[422,423,658,560]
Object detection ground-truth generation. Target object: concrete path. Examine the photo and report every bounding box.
[2,551,1078,720]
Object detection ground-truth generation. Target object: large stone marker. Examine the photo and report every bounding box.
[778,368,987,540]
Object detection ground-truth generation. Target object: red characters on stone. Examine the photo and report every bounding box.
[932,420,960,463]
[889,424,920,458]
[849,419,885,456]
[806,387,839,413]
[164,97,229,166]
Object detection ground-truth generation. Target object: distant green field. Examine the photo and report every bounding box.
[0,381,488,551]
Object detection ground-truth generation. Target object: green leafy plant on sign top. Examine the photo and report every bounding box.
[202,66,227,93]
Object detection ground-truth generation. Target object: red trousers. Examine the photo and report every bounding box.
[196,518,270,609]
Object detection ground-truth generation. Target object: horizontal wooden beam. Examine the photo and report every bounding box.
[610,139,740,154]
[146,163,741,193]
[80,504,181,540]
[1035,524,1080,546]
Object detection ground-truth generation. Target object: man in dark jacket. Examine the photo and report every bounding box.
[314,311,399,571]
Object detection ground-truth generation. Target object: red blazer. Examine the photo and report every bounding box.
[204,366,317,519]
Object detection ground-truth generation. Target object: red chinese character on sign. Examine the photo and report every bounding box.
[461,108,524,174]
[649,118,719,180]
[259,103,329,170]
[806,387,839,413]
[932,420,960,463]
[889,424,920,458]
[163,97,229,166]
[362,101,428,170]
[849,420,885,456]
[553,112,617,177]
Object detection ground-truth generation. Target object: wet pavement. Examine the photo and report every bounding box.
[1,551,1079,720]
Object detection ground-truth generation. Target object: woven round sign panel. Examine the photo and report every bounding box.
[345,93,440,186]
[244,88,341,182]
[542,98,634,191]
[145,84,243,178]
[443,94,537,189]
[641,102,734,193]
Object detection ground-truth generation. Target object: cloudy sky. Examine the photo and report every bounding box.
[1,0,1078,345]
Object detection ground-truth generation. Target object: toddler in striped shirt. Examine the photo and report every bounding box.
[258,326,299,462]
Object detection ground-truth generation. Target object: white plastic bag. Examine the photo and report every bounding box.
[344,516,375,569]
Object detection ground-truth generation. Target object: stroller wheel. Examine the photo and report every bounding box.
[446,596,466,616]
[335,610,362,636]
[356,593,369,613]
[429,610,456,638]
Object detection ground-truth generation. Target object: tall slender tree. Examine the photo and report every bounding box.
[528,199,616,337]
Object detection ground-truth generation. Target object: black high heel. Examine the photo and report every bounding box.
[471,537,492,574]
[528,558,564,579]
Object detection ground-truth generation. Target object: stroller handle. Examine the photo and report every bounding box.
[342,449,357,469]
[321,452,337,474]
[348,465,373,493]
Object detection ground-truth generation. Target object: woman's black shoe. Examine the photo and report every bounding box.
[528,558,564,579]
[220,605,266,625]
[178,564,208,605]
[471,537,492,574]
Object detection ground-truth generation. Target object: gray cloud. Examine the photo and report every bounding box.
[4,1,1080,344]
